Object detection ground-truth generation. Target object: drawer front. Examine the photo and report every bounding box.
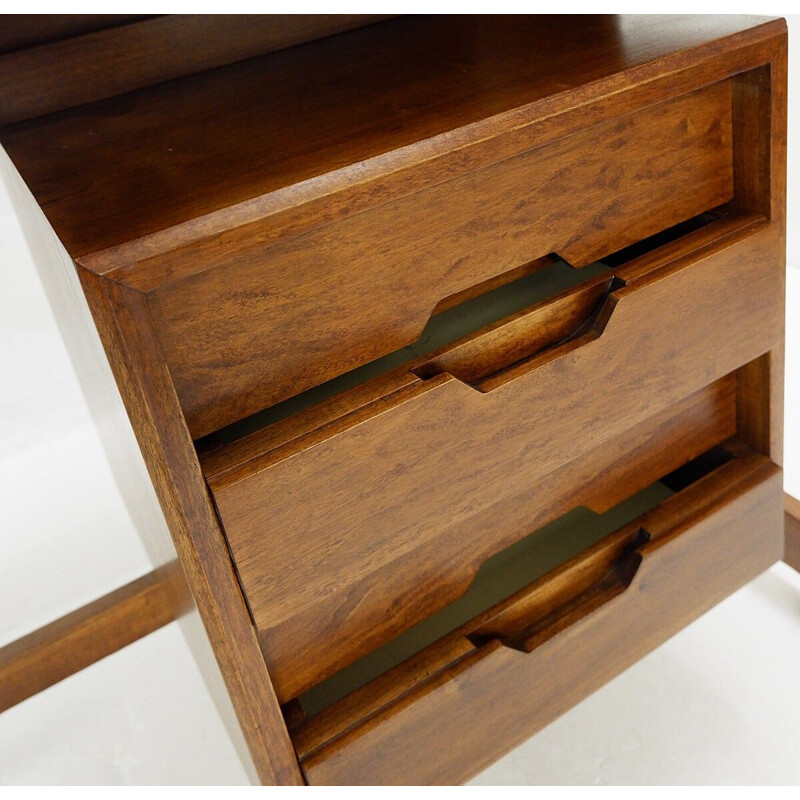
[150,80,734,437]
[204,214,782,702]
[296,451,784,785]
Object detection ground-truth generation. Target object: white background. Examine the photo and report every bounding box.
[1,12,799,785]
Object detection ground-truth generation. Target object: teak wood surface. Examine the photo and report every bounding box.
[0,15,392,127]
[784,494,800,572]
[297,451,784,784]
[205,214,782,701]
[1,15,785,437]
[0,565,185,713]
[0,14,788,785]
[138,81,734,436]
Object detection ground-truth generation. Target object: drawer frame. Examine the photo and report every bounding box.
[205,210,782,702]
[295,446,784,785]
[56,21,788,441]
[0,17,787,786]
[146,81,736,436]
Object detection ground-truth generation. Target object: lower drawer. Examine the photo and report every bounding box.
[202,211,783,701]
[293,444,783,785]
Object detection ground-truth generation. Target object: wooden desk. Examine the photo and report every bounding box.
[0,14,791,784]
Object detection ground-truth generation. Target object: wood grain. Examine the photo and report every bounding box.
[75,268,303,785]
[0,565,184,713]
[1,18,786,437]
[732,49,787,466]
[1,16,779,259]
[281,377,738,706]
[205,215,782,702]
[0,15,153,54]
[149,81,734,436]
[0,15,787,784]
[0,15,391,127]
[298,452,784,784]
[82,17,784,288]
[0,146,279,783]
[784,494,800,572]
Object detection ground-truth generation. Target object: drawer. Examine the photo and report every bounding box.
[202,211,783,702]
[150,80,734,436]
[293,446,783,784]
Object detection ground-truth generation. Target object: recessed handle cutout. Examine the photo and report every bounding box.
[200,204,744,454]
[294,440,751,719]
[468,527,649,653]
[413,276,625,390]
[201,257,611,448]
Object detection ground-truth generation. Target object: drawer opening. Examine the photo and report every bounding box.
[292,441,782,782]
[466,524,651,654]
[203,203,774,705]
[197,255,611,452]
[411,274,625,390]
[599,209,725,268]
[290,442,737,722]
[411,204,750,393]
[198,203,745,456]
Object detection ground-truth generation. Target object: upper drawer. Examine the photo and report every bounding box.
[150,80,734,436]
[201,212,782,702]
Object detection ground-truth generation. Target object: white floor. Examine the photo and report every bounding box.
[2,174,800,785]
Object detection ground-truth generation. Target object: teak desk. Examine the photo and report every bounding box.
[0,14,795,784]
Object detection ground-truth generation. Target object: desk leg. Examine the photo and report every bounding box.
[785,494,800,572]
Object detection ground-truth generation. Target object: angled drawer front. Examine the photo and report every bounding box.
[0,14,784,789]
[203,214,783,702]
[151,80,734,437]
[295,450,784,784]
